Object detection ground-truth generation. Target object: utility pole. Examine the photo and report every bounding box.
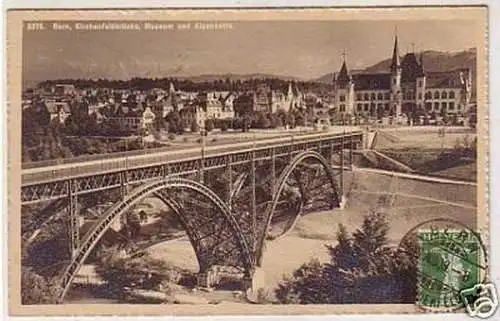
[340,130,345,201]
[200,126,206,184]
[251,132,256,255]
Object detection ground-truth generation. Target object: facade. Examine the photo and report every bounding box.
[253,83,304,114]
[44,100,71,124]
[332,35,473,119]
[108,106,156,133]
[180,92,236,130]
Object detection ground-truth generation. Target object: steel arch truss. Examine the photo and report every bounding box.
[58,177,252,302]
[256,150,341,265]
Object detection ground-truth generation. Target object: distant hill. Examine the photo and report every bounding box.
[314,69,363,84]
[176,73,300,83]
[314,48,476,84]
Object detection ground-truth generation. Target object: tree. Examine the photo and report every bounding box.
[256,112,271,129]
[205,119,214,132]
[190,119,199,133]
[21,267,62,304]
[95,250,184,299]
[220,120,229,132]
[276,211,418,304]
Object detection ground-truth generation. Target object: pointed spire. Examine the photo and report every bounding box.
[337,60,350,85]
[287,82,293,96]
[418,51,425,76]
[337,50,350,86]
[391,31,401,72]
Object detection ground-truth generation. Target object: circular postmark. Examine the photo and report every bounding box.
[398,218,488,312]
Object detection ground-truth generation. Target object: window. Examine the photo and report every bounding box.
[426,102,432,110]
[377,103,382,109]
[434,91,440,99]
[449,91,455,99]
[418,80,423,87]
[340,104,346,112]
[371,93,376,100]
[385,103,389,111]
[357,93,362,101]
[357,103,362,111]
[449,102,455,110]
[384,92,390,100]
[340,94,346,102]
[425,91,432,99]
[377,93,383,100]
[418,93,422,100]
[434,102,439,110]
[364,103,369,111]
[441,102,447,110]
[441,91,448,99]
[393,78,396,85]
[364,93,369,100]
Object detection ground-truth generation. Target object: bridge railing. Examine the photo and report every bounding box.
[22,130,363,185]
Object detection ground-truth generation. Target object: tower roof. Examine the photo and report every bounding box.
[390,34,401,72]
[336,60,351,86]
[401,53,425,82]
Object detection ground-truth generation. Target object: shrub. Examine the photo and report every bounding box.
[21,267,62,304]
[220,121,229,132]
[276,211,418,304]
[205,119,214,132]
[168,133,175,141]
[95,250,183,299]
[190,119,199,133]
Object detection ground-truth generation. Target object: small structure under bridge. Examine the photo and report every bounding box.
[20,129,364,302]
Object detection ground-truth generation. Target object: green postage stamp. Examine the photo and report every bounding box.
[418,228,485,310]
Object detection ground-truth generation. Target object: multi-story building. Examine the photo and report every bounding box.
[180,91,236,129]
[107,106,156,133]
[332,35,473,118]
[253,83,304,114]
[43,99,71,124]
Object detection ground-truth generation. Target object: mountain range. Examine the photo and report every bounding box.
[24,48,476,89]
[313,48,476,84]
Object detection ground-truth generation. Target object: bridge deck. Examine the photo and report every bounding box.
[21,128,363,191]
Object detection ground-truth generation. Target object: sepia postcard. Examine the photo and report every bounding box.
[6,6,495,317]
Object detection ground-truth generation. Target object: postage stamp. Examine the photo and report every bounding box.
[417,227,486,310]
[5,5,494,318]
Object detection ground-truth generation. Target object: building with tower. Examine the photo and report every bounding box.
[332,34,473,122]
[252,82,305,114]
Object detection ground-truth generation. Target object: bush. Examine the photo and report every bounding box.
[21,267,62,304]
[275,211,418,304]
[95,250,183,299]
[190,119,199,133]
[220,121,229,132]
[205,119,214,132]
[168,133,176,141]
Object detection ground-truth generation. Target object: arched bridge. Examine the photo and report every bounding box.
[20,129,363,302]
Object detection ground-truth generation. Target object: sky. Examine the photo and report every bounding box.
[22,19,480,87]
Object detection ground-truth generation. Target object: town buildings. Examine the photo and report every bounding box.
[253,83,305,114]
[332,35,473,119]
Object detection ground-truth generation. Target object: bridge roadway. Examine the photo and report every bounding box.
[21,128,363,204]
